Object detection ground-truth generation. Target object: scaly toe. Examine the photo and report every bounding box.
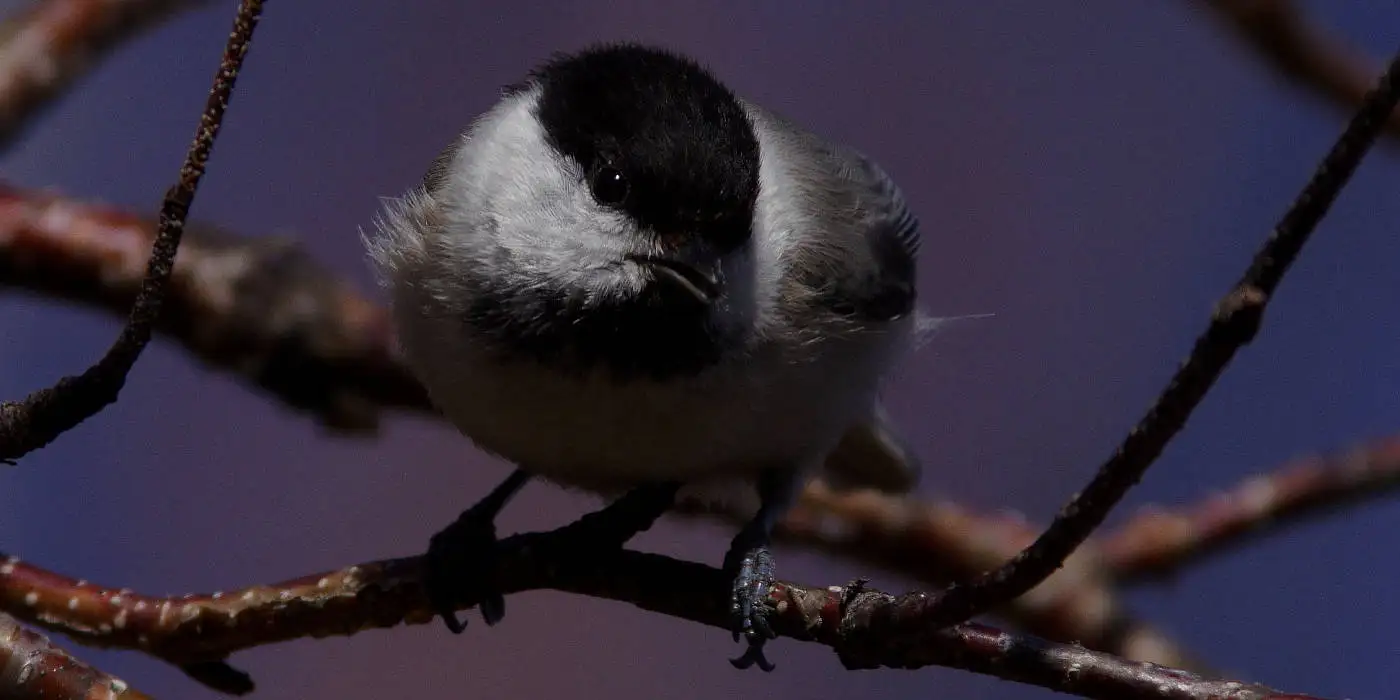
[729,639,776,672]
[728,546,778,670]
[424,509,507,632]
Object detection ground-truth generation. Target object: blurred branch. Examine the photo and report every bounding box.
[0,183,430,432]
[0,611,152,699]
[0,0,211,153]
[1198,0,1400,142]
[909,27,1400,633]
[1103,435,1400,582]
[0,0,263,462]
[0,546,1328,700]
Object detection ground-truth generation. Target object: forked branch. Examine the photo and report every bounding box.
[0,545,1330,700]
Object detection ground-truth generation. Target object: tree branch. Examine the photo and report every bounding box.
[688,482,1213,672]
[806,485,1213,671]
[0,545,1329,700]
[0,610,153,699]
[0,0,263,462]
[1103,435,1400,582]
[1197,0,1400,143]
[911,42,1400,631]
[0,0,211,154]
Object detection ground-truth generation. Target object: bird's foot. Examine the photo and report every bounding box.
[727,545,777,671]
[424,503,508,633]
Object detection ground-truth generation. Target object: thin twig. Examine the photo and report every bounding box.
[0,611,152,699]
[1197,0,1400,143]
[0,546,1329,700]
[913,46,1400,629]
[0,0,211,154]
[1103,435,1400,582]
[0,0,264,462]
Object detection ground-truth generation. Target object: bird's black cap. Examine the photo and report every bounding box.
[523,43,760,252]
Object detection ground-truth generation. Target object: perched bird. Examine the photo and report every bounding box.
[366,42,929,670]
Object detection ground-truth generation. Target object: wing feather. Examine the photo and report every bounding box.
[818,143,920,323]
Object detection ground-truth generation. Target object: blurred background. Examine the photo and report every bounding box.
[0,1,1396,698]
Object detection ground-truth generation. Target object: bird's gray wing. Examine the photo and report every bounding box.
[744,103,923,491]
[809,142,920,324]
[741,101,919,324]
[815,149,922,491]
[791,146,922,491]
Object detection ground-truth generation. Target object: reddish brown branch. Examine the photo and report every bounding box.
[0,0,210,153]
[0,0,265,462]
[0,611,152,699]
[1103,435,1400,582]
[1198,0,1400,142]
[0,547,1327,700]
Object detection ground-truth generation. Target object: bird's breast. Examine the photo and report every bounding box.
[398,312,913,491]
[424,348,842,488]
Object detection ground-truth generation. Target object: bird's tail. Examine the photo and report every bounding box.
[820,402,922,493]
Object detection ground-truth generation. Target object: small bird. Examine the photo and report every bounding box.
[366,42,929,671]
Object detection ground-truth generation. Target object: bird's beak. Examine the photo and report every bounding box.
[626,253,721,306]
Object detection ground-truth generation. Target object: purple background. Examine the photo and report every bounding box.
[0,2,1396,698]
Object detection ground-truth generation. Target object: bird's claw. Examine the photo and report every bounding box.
[424,505,507,633]
[728,546,777,672]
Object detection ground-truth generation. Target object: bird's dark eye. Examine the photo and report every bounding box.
[590,166,629,206]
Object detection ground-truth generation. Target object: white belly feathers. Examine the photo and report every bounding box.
[396,307,912,494]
